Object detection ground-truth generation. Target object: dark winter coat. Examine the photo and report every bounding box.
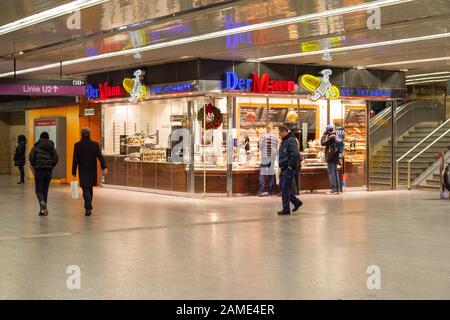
[29,139,59,170]
[72,138,107,187]
[321,132,340,164]
[14,142,26,167]
[278,132,300,170]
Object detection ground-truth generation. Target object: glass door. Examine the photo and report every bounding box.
[343,102,367,188]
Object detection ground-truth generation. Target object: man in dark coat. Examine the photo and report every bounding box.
[277,125,303,215]
[72,128,107,216]
[321,125,340,194]
[29,132,59,216]
[13,135,27,184]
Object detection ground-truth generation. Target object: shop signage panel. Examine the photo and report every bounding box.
[123,69,148,103]
[299,69,340,101]
[84,108,95,116]
[339,87,407,98]
[223,71,296,94]
[152,82,196,94]
[86,82,126,100]
[0,82,85,96]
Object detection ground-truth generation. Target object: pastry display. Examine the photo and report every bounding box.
[143,147,166,162]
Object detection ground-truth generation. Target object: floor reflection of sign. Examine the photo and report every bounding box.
[34,120,57,145]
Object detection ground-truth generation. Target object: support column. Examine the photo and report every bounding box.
[226,96,235,197]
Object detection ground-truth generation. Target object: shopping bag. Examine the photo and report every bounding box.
[70,181,79,199]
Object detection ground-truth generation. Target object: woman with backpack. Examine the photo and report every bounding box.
[321,125,341,195]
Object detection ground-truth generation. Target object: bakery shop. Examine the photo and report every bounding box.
[87,59,406,196]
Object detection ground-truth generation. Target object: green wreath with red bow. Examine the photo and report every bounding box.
[197,103,223,130]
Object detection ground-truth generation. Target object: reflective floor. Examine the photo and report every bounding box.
[0,175,449,299]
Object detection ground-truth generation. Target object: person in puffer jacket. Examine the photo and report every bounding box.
[29,132,59,216]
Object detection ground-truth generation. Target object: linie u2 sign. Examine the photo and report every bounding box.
[84,109,95,116]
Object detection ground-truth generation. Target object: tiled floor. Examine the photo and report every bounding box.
[0,176,449,299]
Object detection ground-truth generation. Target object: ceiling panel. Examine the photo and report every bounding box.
[1,0,450,79]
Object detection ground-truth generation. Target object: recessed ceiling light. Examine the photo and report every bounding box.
[356,65,365,70]
[0,0,110,36]
[0,0,414,78]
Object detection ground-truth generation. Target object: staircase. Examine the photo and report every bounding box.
[370,123,450,188]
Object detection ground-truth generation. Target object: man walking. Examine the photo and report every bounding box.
[258,123,278,196]
[321,125,340,194]
[277,125,303,215]
[72,128,107,216]
[29,132,59,216]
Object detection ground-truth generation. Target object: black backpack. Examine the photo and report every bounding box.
[444,163,450,192]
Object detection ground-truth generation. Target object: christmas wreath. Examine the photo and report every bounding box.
[197,103,223,130]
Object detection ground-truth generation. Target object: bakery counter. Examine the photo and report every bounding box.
[300,165,342,192]
[103,155,188,192]
[193,167,259,194]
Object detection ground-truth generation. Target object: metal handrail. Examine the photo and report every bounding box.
[396,118,450,187]
[407,128,450,189]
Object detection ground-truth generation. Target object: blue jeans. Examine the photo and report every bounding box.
[258,174,275,194]
[327,162,339,193]
[280,169,302,213]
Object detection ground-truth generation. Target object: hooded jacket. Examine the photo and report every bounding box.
[29,138,59,170]
[278,132,300,170]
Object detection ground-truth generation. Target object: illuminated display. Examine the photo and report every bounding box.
[299,69,340,101]
[223,72,296,94]
[153,83,193,94]
[86,82,125,100]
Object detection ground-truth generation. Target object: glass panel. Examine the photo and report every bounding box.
[369,101,393,190]
[343,101,367,188]
[193,97,228,197]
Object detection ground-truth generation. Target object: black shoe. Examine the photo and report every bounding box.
[85,210,92,217]
[38,210,44,216]
[293,201,303,212]
[277,210,290,215]
[257,193,268,197]
[40,201,48,216]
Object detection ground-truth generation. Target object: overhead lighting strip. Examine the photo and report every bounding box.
[406,75,450,82]
[406,71,450,78]
[0,0,111,36]
[366,56,450,68]
[0,0,413,78]
[407,78,450,85]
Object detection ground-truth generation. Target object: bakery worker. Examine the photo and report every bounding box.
[72,128,108,216]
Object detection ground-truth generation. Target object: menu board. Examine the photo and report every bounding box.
[267,107,289,124]
[240,105,268,128]
[297,108,317,134]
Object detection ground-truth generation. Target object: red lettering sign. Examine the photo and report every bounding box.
[251,73,295,93]
[98,82,125,100]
